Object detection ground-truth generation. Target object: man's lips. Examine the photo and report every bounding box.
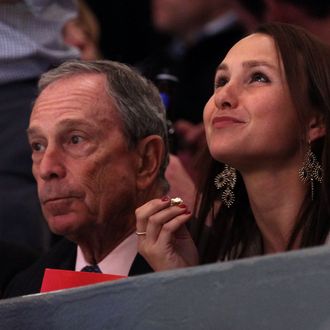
[212,116,246,128]
[41,195,82,204]
[41,196,83,217]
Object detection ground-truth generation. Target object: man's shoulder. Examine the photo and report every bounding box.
[3,238,77,299]
[41,238,77,262]
[0,241,40,296]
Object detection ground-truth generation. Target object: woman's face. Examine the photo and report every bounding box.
[204,33,302,171]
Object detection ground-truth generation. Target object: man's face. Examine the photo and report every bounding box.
[28,74,139,241]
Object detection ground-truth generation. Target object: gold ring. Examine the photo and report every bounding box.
[170,197,184,206]
[135,231,147,236]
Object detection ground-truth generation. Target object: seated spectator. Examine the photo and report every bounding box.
[4,59,171,298]
[135,22,330,270]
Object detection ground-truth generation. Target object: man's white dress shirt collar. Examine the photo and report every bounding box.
[75,233,138,276]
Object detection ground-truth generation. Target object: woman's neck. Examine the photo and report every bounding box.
[241,165,308,254]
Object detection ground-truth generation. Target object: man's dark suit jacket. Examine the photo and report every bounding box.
[3,238,153,299]
[0,241,39,297]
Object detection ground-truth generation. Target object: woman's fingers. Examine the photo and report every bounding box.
[135,197,197,271]
[157,212,191,245]
[135,196,171,235]
[136,196,190,237]
[146,204,190,244]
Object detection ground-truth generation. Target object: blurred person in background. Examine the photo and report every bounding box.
[78,0,168,66]
[63,0,102,61]
[232,0,267,32]
[264,0,330,44]
[0,0,79,253]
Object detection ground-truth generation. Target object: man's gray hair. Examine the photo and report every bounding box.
[38,59,170,191]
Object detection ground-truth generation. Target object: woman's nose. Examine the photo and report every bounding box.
[214,82,239,110]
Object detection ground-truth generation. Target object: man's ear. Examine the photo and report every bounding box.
[135,135,164,191]
[308,115,326,142]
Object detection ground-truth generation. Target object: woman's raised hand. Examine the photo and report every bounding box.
[135,196,199,271]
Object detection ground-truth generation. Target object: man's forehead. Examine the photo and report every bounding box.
[32,73,119,118]
[29,82,122,135]
[42,72,106,91]
[37,73,107,101]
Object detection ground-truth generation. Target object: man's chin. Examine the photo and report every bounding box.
[46,213,80,237]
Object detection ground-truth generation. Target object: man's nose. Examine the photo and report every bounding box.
[38,146,66,181]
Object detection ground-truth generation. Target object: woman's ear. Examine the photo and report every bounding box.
[308,115,326,142]
[135,135,165,191]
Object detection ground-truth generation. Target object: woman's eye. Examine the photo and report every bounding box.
[251,72,270,83]
[215,76,228,89]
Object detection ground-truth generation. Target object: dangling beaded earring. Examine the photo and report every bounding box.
[298,144,323,200]
[214,164,237,207]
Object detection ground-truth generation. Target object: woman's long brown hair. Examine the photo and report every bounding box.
[192,22,330,263]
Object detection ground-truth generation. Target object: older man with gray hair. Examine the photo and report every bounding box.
[4,59,174,298]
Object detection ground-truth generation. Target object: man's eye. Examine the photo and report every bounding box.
[31,142,44,152]
[251,72,270,83]
[70,135,83,144]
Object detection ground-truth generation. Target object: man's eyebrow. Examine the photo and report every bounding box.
[55,118,93,129]
[26,127,40,137]
[27,119,96,137]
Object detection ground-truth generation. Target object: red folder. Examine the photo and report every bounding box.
[40,268,126,293]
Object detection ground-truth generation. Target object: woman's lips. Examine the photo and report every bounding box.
[212,116,246,128]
